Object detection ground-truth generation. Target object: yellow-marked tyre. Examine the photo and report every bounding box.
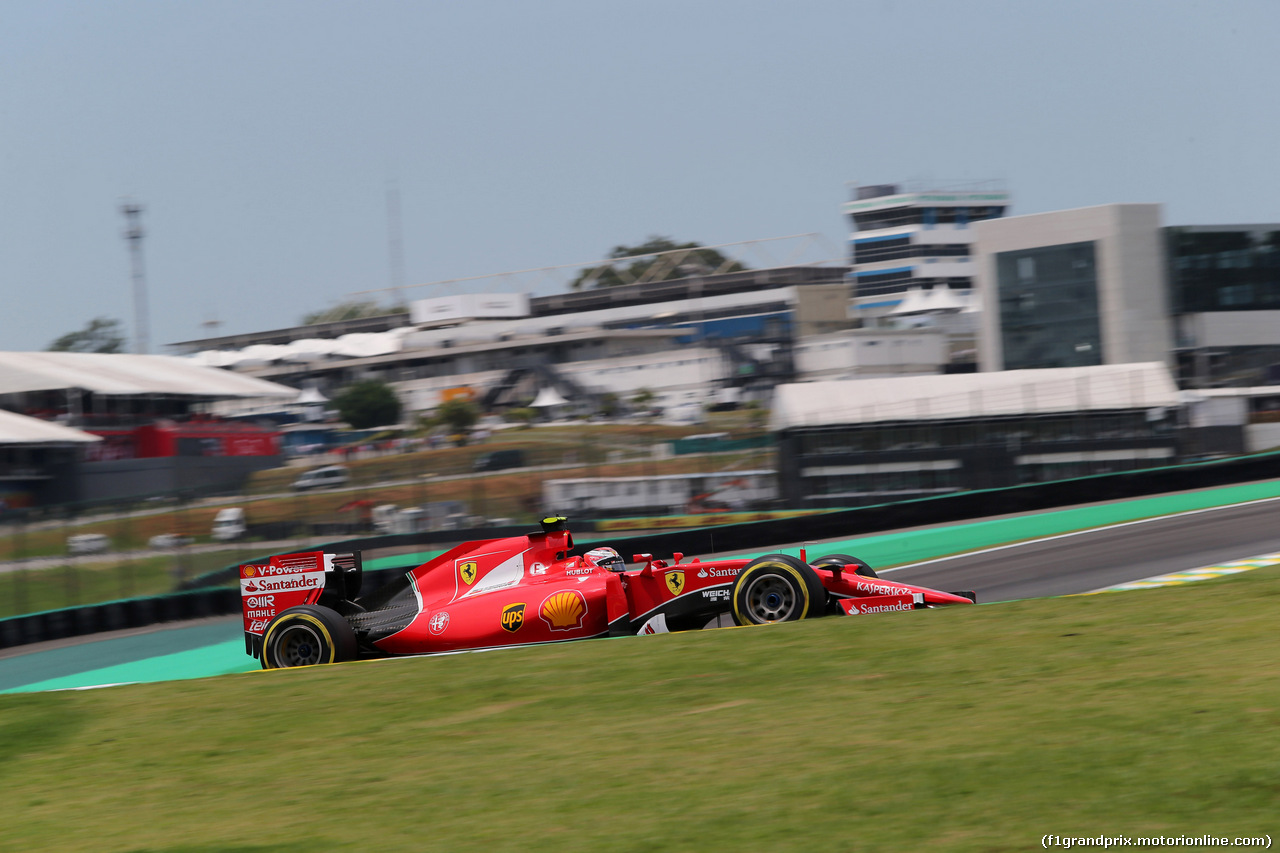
[261,605,357,669]
[731,555,827,626]
[811,553,878,579]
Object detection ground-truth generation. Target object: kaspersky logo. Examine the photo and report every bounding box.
[665,570,685,596]
[501,603,526,633]
[459,561,478,585]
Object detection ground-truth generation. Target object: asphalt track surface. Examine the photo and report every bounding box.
[5,480,1280,694]
[881,496,1280,601]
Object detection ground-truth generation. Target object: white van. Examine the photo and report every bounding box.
[212,507,247,541]
[291,465,350,491]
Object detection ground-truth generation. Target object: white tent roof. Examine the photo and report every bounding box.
[889,287,972,316]
[770,363,1180,430]
[530,386,569,407]
[0,352,297,398]
[295,387,328,404]
[187,329,407,368]
[0,410,99,445]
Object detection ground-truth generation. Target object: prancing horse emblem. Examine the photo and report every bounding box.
[459,561,478,585]
[665,570,685,596]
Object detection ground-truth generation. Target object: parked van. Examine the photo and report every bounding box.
[212,507,246,541]
[473,449,525,472]
[67,533,110,555]
[291,465,350,491]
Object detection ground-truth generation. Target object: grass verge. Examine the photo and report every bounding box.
[2,570,1277,852]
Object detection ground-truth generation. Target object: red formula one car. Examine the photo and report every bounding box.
[241,518,975,669]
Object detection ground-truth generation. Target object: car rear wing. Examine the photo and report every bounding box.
[240,550,363,658]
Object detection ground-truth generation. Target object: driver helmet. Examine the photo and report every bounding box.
[584,546,626,572]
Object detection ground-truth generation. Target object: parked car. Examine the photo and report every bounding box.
[212,507,247,541]
[149,534,194,549]
[67,533,110,555]
[473,449,525,472]
[291,465,349,491]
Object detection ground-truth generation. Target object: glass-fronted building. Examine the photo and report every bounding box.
[844,183,1010,300]
[1166,225,1280,387]
[995,241,1104,370]
[975,204,1173,375]
[772,364,1181,508]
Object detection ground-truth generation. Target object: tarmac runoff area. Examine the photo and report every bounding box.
[5,478,1280,695]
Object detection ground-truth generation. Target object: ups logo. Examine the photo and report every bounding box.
[459,561,478,585]
[501,603,526,633]
[665,570,685,596]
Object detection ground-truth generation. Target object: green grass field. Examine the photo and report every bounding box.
[2,568,1277,851]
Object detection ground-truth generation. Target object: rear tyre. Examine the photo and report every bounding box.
[731,554,827,626]
[261,604,357,669]
[811,553,878,579]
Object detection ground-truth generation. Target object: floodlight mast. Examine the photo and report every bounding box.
[121,201,148,354]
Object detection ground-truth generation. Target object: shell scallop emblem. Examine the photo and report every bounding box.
[539,590,587,631]
[242,565,257,578]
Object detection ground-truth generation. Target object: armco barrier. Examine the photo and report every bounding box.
[5,450,1280,651]
[0,588,240,650]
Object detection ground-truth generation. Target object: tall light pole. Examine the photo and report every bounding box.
[121,201,148,354]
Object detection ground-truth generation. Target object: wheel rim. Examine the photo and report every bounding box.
[743,572,799,622]
[273,623,324,667]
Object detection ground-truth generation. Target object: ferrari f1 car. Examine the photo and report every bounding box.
[241,517,975,669]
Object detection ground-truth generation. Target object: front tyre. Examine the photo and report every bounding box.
[261,604,357,669]
[811,553,878,579]
[731,555,827,626]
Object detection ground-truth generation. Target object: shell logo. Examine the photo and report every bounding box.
[539,590,587,632]
[242,565,257,578]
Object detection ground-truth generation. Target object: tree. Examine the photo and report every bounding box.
[435,398,480,436]
[570,236,748,290]
[333,380,402,429]
[631,388,655,414]
[301,301,407,326]
[597,392,621,419]
[47,317,126,353]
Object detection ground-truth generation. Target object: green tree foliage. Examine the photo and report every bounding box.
[47,317,126,353]
[301,301,407,326]
[570,236,748,290]
[597,392,621,418]
[435,398,480,435]
[505,407,536,428]
[333,380,403,429]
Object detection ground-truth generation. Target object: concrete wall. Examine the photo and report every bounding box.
[1180,311,1280,348]
[975,204,1173,372]
[1247,423,1280,453]
[793,329,947,380]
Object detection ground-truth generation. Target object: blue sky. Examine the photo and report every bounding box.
[2,0,1277,351]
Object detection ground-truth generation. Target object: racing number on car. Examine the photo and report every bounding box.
[459,561,478,585]
[665,570,685,596]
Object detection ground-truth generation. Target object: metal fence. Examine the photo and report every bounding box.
[0,430,776,620]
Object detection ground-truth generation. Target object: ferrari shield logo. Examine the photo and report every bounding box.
[459,561,478,585]
[501,603,526,633]
[665,570,685,596]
